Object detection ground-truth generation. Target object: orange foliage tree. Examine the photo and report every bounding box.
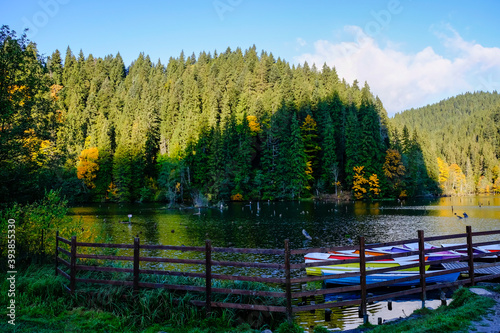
[77,147,99,189]
[352,166,369,200]
[368,174,381,197]
[246,115,261,133]
[353,166,381,200]
[437,157,449,189]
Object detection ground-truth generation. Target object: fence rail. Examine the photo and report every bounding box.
[55,226,500,323]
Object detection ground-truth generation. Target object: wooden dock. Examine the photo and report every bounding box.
[442,262,500,275]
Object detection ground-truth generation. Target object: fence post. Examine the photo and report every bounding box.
[70,235,77,293]
[418,230,426,309]
[55,230,59,276]
[359,236,367,323]
[133,237,140,292]
[466,226,475,286]
[205,240,212,316]
[284,239,292,323]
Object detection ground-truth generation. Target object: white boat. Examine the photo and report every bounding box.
[441,243,498,259]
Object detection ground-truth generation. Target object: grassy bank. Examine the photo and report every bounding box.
[364,286,498,333]
[0,264,292,333]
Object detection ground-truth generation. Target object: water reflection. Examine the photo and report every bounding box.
[68,195,500,256]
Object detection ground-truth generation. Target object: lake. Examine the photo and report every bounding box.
[69,195,500,250]
[67,195,500,331]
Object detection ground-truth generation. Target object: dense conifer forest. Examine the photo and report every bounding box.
[393,92,500,196]
[2,26,498,204]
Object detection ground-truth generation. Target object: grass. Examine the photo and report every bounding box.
[0,264,286,333]
[365,286,496,333]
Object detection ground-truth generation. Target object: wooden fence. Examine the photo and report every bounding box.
[55,226,500,323]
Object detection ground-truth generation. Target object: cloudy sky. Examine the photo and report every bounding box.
[2,0,500,116]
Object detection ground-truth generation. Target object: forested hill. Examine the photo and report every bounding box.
[392,92,500,195]
[1,26,441,204]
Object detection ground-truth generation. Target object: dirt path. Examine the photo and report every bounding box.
[467,288,500,333]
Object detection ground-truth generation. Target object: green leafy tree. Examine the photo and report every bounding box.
[0,190,80,263]
[0,26,53,202]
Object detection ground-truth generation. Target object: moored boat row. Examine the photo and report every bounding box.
[305,242,499,287]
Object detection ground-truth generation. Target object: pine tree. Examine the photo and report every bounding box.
[358,83,384,176]
[300,114,321,192]
[47,49,63,85]
[286,113,307,198]
[344,105,361,186]
[320,112,338,193]
[383,149,405,197]
[233,113,253,198]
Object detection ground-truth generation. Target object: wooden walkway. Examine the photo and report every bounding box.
[442,262,500,275]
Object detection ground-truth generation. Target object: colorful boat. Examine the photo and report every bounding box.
[370,243,463,261]
[304,252,422,276]
[322,270,460,287]
[479,244,500,253]
[441,243,499,259]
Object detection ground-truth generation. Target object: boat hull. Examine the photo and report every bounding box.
[305,261,407,276]
[323,271,460,287]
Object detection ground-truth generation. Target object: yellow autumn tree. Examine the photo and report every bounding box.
[106,182,118,200]
[77,147,99,189]
[447,163,466,194]
[50,84,63,101]
[437,157,449,189]
[493,177,500,194]
[7,84,29,106]
[22,128,54,166]
[230,193,244,201]
[369,174,381,197]
[352,166,369,200]
[247,115,261,133]
[477,176,492,194]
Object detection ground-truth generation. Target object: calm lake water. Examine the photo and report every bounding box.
[69,195,500,249]
[68,195,500,331]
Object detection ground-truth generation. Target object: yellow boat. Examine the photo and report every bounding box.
[304,252,426,276]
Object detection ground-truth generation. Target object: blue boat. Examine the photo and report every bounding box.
[323,270,460,287]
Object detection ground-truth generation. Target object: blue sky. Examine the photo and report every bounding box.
[2,0,500,116]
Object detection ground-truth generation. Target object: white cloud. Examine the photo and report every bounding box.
[294,25,500,116]
[296,37,307,48]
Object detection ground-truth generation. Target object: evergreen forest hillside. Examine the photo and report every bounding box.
[392,92,500,195]
[6,26,494,205]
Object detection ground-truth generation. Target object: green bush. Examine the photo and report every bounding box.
[313,326,329,333]
[0,190,83,264]
[275,321,304,333]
